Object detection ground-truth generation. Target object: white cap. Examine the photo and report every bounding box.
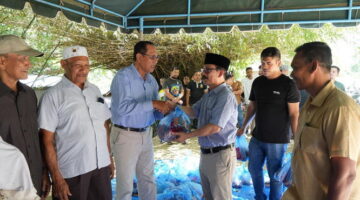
[62,45,88,60]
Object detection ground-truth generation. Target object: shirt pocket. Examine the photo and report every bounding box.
[89,102,111,122]
[300,125,323,154]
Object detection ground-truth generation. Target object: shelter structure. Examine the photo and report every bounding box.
[1,0,360,34]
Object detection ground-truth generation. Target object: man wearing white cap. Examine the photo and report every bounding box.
[0,34,50,198]
[38,46,113,200]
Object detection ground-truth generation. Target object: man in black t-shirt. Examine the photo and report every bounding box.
[238,47,300,200]
[186,71,208,106]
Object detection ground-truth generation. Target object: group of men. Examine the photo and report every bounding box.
[0,34,359,200]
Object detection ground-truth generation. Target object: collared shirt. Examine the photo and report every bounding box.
[110,64,162,128]
[38,77,111,178]
[241,77,254,104]
[0,81,43,193]
[282,81,360,200]
[193,83,238,148]
[334,80,345,92]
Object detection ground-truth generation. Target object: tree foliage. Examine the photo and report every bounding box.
[0,4,342,79]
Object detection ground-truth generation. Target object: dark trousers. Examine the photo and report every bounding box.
[53,166,112,200]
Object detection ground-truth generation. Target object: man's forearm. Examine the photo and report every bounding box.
[289,114,299,135]
[186,94,190,106]
[165,90,176,100]
[41,131,63,181]
[104,119,112,157]
[241,103,256,129]
[187,124,221,138]
[328,157,356,200]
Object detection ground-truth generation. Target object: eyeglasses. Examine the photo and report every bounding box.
[201,67,217,74]
[142,54,160,60]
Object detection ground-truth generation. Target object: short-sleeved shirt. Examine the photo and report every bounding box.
[187,80,208,105]
[282,81,360,200]
[334,80,345,92]
[0,136,35,191]
[241,77,254,105]
[164,78,183,99]
[192,83,238,148]
[38,77,111,178]
[0,81,43,193]
[250,74,300,143]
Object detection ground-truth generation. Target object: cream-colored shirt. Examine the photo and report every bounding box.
[282,81,360,200]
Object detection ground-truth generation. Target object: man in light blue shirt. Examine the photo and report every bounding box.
[110,41,172,200]
[174,53,238,200]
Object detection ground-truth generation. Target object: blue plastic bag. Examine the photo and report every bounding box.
[235,135,249,161]
[157,106,191,142]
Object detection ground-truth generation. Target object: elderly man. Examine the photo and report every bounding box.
[173,53,238,200]
[110,41,172,200]
[38,46,113,200]
[238,47,299,200]
[0,34,50,198]
[282,42,360,200]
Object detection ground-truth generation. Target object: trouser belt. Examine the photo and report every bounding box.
[114,124,147,132]
[200,143,234,154]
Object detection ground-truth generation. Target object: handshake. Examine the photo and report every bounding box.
[152,100,177,114]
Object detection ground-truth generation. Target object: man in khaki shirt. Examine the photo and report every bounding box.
[282,42,360,200]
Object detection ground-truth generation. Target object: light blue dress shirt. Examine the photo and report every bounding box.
[110,64,162,128]
[193,83,238,148]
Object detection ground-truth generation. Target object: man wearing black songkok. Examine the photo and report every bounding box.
[174,53,238,200]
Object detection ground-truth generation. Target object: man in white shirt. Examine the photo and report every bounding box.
[241,67,254,105]
[0,136,39,199]
[38,46,113,200]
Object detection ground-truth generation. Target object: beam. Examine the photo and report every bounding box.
[126,0,145,17]
[32,0,124,28]
[75,0,124,17]
[90,0,96,16]
[127,6,360,19]
[127,18,360,29]
[260,0,265,23]
[348,0,353,20]
[187,0,191,25]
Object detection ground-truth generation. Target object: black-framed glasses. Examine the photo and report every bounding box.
[142,53,160,60]
[201,67,217,74]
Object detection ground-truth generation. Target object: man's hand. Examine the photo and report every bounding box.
[237,127,245,136]
[40,170,51,199]
[53,176,72,200]
[109,158,115,179]
[172,131,189,143]
[153,100,174,114]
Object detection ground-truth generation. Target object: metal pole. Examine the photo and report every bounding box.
[90,0,96,16]
[260,0,265,23]
[140,17,144,40]
[187,0,191,25]
[349,0,353,20]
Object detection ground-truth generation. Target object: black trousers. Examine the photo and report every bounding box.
[53,166,112,200]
